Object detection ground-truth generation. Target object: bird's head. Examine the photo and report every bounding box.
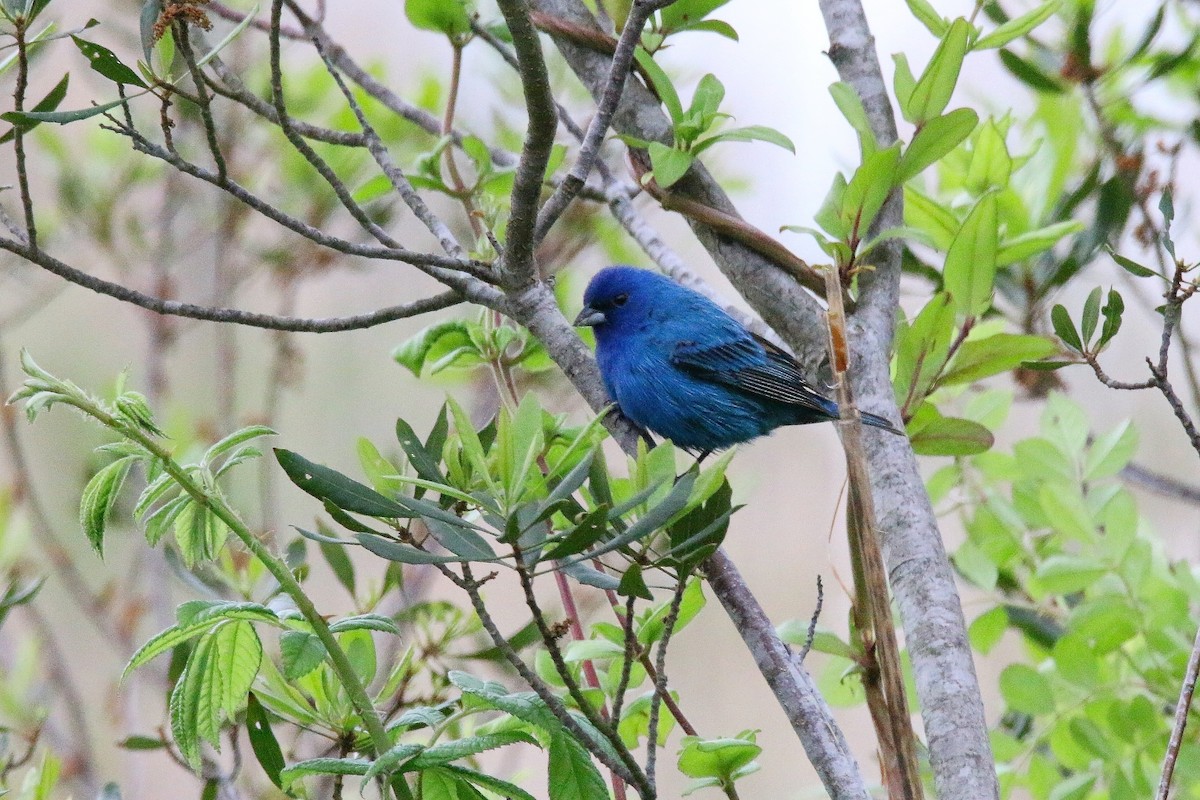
[573,266,666,334]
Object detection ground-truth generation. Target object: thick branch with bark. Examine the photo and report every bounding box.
[817,2,998,799]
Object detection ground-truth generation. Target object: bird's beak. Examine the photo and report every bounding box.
[573,306,606,327]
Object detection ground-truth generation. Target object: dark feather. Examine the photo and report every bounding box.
[670,333,837,419]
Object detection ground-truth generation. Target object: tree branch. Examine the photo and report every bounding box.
[815,2,998,798]
[0,238,464,332]
[534,0,672,243]
[494,0,559,288]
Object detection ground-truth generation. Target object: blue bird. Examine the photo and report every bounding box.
[573,266,904,457]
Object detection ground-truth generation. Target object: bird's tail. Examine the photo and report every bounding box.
[859,410,907,436]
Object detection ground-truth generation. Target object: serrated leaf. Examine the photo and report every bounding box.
[203,425,276,466]
[213,621,261,718]
[280,758,372,789]
[406,732,535,769]
[328,614,400,635]
[280,630,327,680]
[547,732,607,800]
[80,456,134,556]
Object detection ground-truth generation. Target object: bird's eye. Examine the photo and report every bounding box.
[613,293,629,307]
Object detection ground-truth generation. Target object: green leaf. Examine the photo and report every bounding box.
[0,72,68,143]
[814,172,850,240]
[943,192,998,317]
[905,18,971,124]
[964,119,1011,194]
[395,416,447,486]
[828,82,876,155]
[1080,286,1102,346]
[634,48,683,124]
[999,664,1052,715]
[280,758,372,789]
[903,185,959,250]
[1034,554,1107,594]
[974,0,1061,49]
[693,125,795,155]
[245,694,285,789]
[169,633,215,767]
[328,613,401,635]
[319,539,357,595]
[360,743,424,784]
[72,36,147,87]
[547,732,607,800]
[356,533,476,564]
[892,53,917,112]
[905,0,949,37]
[1051,304,1083,352]
[275,449,411,518]
[1099,287,1123,350]
[893,293,954,412]
[968,606,1007,654]
[80,456,134,556]
[406,732,535,769]
[996,220,1083,265]
[1085,419,1136,480]
[439,765,537,800]
[616,563,654,599]
[404,0,472,37]
[213,621,262,718]
[203,425,276,466]
[647,142,694,188]
[392,321,478,377]
[1106,247,1159,278]
[660,0,732,31]
[840,143,901,240]
[908,404,994,455]
[677,733,761,780]
[280,630,327,680]
[939,333,1058,385]
[998,48,1065,93]
[897,107,978,183]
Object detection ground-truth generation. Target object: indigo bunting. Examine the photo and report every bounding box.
[573,266,904,456]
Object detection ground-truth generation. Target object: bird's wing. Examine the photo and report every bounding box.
[670,332,836,418]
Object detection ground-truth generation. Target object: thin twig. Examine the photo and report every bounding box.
[645,579,686,794]
[1158,622,1200,799]
[442,562,648,792]
[797,576,824,664]
[309,31,473,262]
[534,0,673,243]
[13,19,37,249]
[0,238,464,331]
